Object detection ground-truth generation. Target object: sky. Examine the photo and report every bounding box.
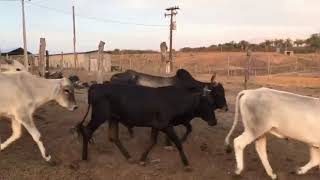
[0,0,320,53]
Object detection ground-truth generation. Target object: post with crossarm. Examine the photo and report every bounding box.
[165,6,179,74]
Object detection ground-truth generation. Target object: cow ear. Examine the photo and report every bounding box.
[210,73,216,84]
[202,86,212,96]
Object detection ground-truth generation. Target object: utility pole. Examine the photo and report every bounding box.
[165,6,179,74]
[21,0,29,71]
[72,2,77,69]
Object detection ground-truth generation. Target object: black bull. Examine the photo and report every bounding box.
[110,69,228,144]
[77,84,217,169]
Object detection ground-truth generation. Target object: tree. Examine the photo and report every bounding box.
[239,40,250,51]
[305,33,320,52]
[284,38,293,50]
[113,48,121,54]
[265,40,272,51]
[294,39,305,47]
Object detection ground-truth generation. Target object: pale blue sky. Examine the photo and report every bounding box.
[1,0,320,53]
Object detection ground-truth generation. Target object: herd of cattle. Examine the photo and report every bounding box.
[0,61,320,179]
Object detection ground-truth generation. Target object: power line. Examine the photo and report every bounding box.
[26,2,167,28]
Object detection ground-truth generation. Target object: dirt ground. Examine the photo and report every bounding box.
[1,75,320,180]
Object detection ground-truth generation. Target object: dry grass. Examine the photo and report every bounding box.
[255,75,320,88]
[110,52,320,76]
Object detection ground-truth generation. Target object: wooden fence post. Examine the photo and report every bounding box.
[267,55,271,78]
[227,56,230,76]
[97,41,105,84]
[45,50,49,71]
[244,49,252,89]
[88,54,91,72]
[38,38,46,77]
[60,52,64,69]
[0,50,2,70]
[119,54,122,71]
[129,58,132,69]
[295,56,298,71]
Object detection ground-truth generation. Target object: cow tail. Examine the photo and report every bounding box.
[79,87,94,126]
[80,104,91,126]
[224,91,245,153]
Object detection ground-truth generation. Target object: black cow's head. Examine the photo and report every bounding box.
[207,73,228,111]
[194,86,217,126]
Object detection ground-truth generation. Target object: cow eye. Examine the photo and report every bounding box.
[64,89,70,94]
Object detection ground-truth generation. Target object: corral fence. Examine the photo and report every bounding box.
[2,51,320,86]
[110,53,320,77]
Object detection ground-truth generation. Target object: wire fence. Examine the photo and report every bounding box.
[2,52,320,80]
[109,53,320,78]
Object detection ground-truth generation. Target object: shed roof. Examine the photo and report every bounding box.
[1,47,32,56]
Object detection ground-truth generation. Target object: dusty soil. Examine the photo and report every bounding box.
[1,75,320,180]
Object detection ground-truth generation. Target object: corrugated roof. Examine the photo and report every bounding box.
[0,47,32,55]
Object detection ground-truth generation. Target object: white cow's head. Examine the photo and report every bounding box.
[55,78,78,111]
[0,59,27,72]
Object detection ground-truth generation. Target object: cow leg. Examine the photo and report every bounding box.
[165,136,172,146]
[163,126,190,169]
[180,123,192,143]
[165,123,192,150]
[17,115,51,162]
[0,119,22,151]
[127,127,134,138]
[233,131,255,175]
[80,126,92,160]
[108,121,132,161]
[139,128,159,164]
[255,136,277,180]
[296,146,320,175]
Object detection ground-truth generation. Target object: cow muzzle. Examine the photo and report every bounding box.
[69,105,78,111]
[207,120,217,126]
[222,105,228,112]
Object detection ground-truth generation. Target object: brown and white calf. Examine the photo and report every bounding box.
[0,71,77,162]
[225,87,320,179]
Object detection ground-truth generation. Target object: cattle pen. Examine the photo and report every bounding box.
[1,0,320,179]
[1,50,320,180]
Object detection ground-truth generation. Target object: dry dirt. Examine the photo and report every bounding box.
[1,75,320,180]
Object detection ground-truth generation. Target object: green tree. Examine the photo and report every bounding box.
[239,40,250,51]
[284,38,293,50]
[305,33,320,52]
[294,39,305,47]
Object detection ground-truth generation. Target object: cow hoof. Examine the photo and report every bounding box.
[269,173,277,180]
[184,166,193,172]
[47,159,57,166]
[225,145,233,154]
[295,167,305,175]
[164,146,175,151]
[234,168,242,175]
[69,161,80,170]
[139,161,147,166]
[44,155,52,162]
[128,158,136,164]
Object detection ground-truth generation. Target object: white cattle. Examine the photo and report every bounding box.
[0,60,27,72]
[0,71,77,162]
[225,87,320,179]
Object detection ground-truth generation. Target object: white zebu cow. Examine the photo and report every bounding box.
[0,60,27,72]
[225,87,320,179]
[0,71,77,162]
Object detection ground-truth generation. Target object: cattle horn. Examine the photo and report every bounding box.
[210,72,217,84]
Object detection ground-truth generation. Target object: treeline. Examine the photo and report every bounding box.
[108,49,158,55]
[180,33,320,53]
